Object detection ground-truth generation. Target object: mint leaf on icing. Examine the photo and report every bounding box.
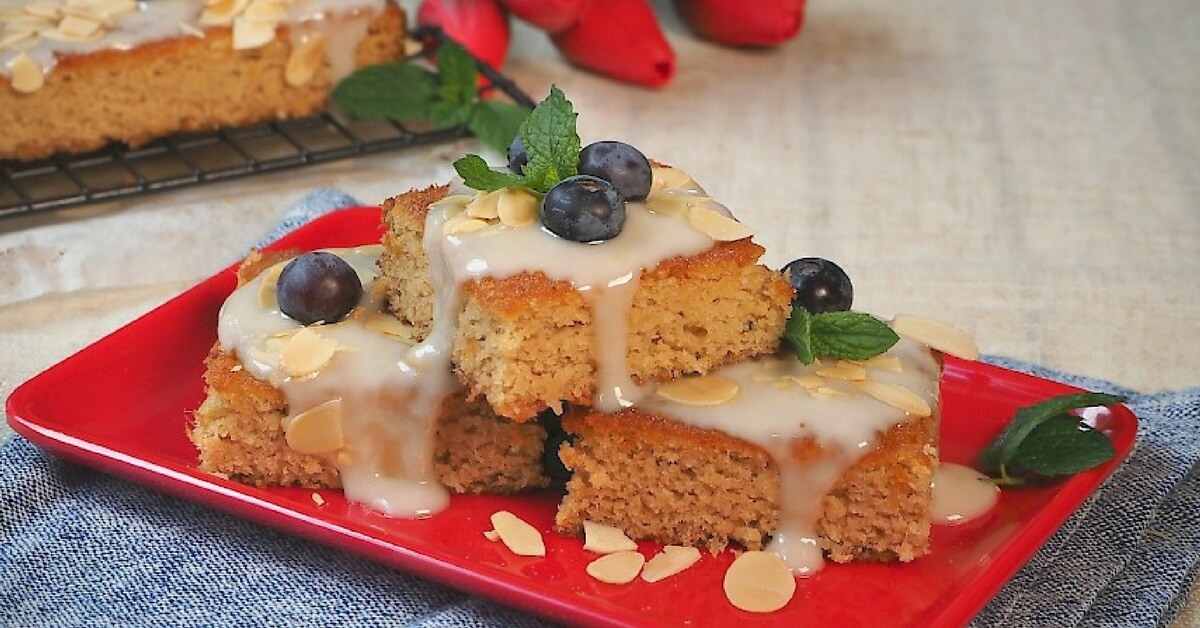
[782,306,816,365]
[453,154,526,191]
[456,84,580,194]
[979,392,1126,486]
[783,306,897,366]
[516,85,579,193]
[810,311,900,361]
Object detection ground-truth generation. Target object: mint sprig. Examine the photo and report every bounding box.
[782,306,899,366]
[454,85,579,193]
[332,42,527,154]
[979,392,1125,486]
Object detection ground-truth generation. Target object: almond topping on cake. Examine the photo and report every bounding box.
[655,375,740,406]
[283,399,345,454]
[891,314,980,360]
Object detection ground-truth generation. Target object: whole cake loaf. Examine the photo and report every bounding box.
[0,0,406,161]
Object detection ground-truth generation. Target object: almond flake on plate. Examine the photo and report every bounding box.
[583,520,637,554]
[641,546,701,583]
[723,551,796,613]
[489,511,544,557]
[586,551,645,585]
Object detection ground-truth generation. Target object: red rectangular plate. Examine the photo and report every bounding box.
[6,207,1137,627]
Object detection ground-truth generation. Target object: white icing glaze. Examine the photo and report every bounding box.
[0,0,385,82]
[218,245,452,518]
[641,341,941,574]
[930,463,999,525]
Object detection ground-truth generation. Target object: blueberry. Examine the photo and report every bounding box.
[276,252,363,325]
[578,141,652,201]
[540,175,626,242]
[782,257,853,314]
[507,136,527,174]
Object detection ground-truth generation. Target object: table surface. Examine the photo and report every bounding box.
[1,0,1196,624]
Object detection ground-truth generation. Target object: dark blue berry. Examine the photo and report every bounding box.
[276,252,363,325]
[540,175,626,242]
[507,136,528,174]
[578,141,652,201]
[783,257,853,314]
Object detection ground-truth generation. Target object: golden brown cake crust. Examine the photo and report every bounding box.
[556,405,938,561]
[0,3,405,161]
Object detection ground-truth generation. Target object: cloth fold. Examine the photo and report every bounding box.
[2,191,1197,627]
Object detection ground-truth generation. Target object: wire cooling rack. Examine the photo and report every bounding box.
[0,29,534,221]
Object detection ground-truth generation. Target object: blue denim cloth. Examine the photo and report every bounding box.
[2,191,1197,627]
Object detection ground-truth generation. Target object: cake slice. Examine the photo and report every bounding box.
[190,247,548,500]
[377,166,795,422]
[1,0,406,161]
[555,342,942,571]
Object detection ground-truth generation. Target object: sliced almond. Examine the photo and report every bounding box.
[891,314,979,360]
[402,37,423,56]
[178,20,205,37]
[650,166,695,192]
[497,188,538,227]
[279,327,339,377]
[645,193,701,219]
[430,194,472,217]
[231,14,276,49]
[583,520,637,554]
[723,551,796,613]
[443,215,490,236]
[285,32,325,87]
[641,546,701,583]
[0,29,36,50]
[256,263,283,308]
[490,510,545,557]
[88,0,137,17]
[815,363,867,381]
[465,189,501,219]
[586,551,645,585]
[363,311,416,342]
[853,380,932,417]
[229,363,243,372]
[689,206,754,241]
[243,0,287,23]
[862,354,903,372]
[483,529,500,542]
[789,374,825,389]
[811,385,849,398]
[311,492,326,506]
[283,398,344,454]
[9,53,44,94]
[656,374,740,406]
[22,1,62,20]
[199,0,247,26]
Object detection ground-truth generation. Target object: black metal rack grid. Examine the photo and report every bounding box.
[0,29,534,221]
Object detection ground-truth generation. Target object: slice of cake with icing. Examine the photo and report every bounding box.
[556,339,942,572]
[378,163,794,422]
[191,246,548,513]
[1,0,406,161]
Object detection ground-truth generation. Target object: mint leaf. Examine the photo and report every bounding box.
[436,41,477,108]
[782,306,816,365]
[332,63,437,120]
[468,100,528,155]
[453,154,526,192]
[1014,414,1116,476]
[430,100,472,128]
[782,307,897,365]
[516,85,579,193]
[979,392,1125,475]
[810,311,899,361]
